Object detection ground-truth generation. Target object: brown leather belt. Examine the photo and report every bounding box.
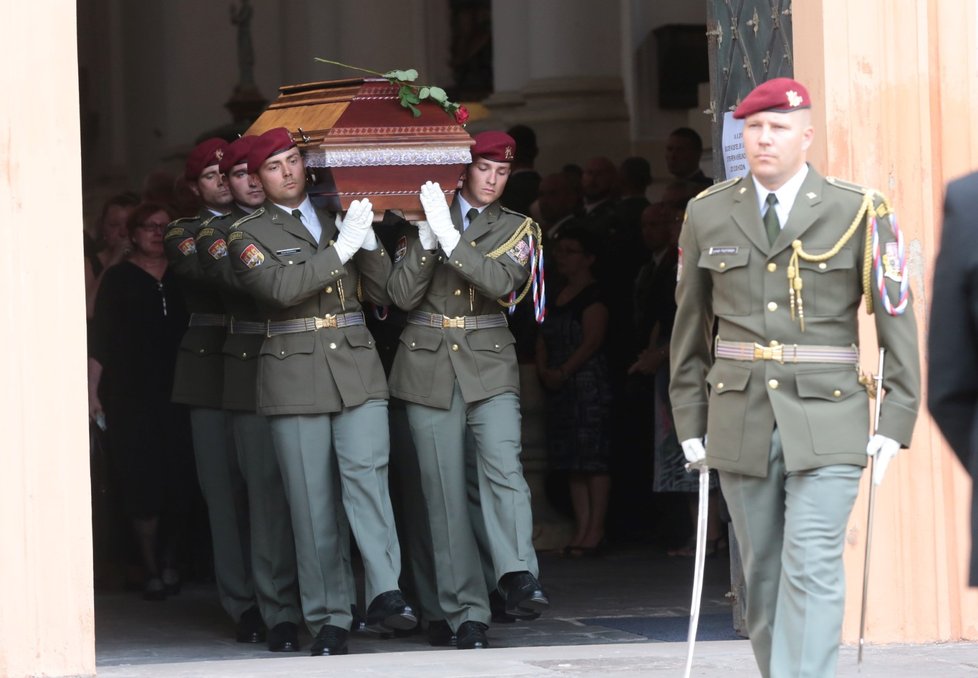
[407,310,508,330]
[264,311,365,337]
[188,313,227,328]
[715,338,859,365]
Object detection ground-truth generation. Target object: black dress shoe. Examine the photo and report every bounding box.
[489,589,541,623]
[235,606,266,643]
[310,624,348,656]
[267,622,299,652]
[499,571,550,618]
[456,621,489,649]
[365,590,418,631]
[426,619,457,647]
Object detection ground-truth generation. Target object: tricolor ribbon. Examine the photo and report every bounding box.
[871,211,910,316]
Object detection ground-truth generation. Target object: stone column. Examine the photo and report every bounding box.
[0,2,94,677]
[486,0,629,170]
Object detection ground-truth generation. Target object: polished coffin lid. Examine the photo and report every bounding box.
[246,77,473,217]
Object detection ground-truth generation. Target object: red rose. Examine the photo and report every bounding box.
[454,105,469,126]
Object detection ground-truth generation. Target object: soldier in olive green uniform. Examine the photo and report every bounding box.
[163,138,263,643]
[669,79,920,678]
[194,135,302,652]
[387,131,550,650]
[227,127,414,657]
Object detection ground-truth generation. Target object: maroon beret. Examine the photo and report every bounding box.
[219,136,257,174]
[471,131,516,163]
[185,138,229,181]
[247,127,296,173]
[733,78,811,119]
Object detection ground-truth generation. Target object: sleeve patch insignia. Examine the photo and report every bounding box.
[228,230,243,242]
[196,227,215,240]
[506,239,531,266]
[883,242,903,282]
[395,235,408,263]
[208,239,228,260]
[177,237,196,256]
[239,243,264,269]
[677,247,684,282]
[164,227,185,240]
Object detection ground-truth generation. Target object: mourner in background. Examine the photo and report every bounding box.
[228,127,414,657]
[164,139,264,644]
[928,169,978,588]
[195,135,303,652]
[669,78,920,678]
[387,131,550,650]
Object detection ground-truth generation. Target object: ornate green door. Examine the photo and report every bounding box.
[707,0,794,180]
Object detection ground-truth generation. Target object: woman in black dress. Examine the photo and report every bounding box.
[88,202,193,599]
[536,227,613,556]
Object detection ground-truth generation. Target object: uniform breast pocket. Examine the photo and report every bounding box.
[797,248,857,317]
[698,249,751,316]
[392,327,443,397]
[796,368,868,454]
[344,326,386,391]
[257,332,317,407]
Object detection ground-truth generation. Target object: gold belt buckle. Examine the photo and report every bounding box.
[315,314,337,330]
[753,342,784,364]
[442,316,466,329]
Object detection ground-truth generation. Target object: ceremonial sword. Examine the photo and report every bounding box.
[857,347,886,668]
[683,458,710,678]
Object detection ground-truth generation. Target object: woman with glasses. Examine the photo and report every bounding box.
[535,226,613,557]
[88,202,194,600]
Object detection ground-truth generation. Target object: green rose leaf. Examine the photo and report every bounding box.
[384,69,418,82]
[427,86,448,103]
[418,87,430,100]
[398,85,421,105]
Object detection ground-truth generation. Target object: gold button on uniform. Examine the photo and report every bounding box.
[470,241,477,247]
[768,379,779,389]
[767,262,777,272]
[454,289,461,296]
[818,262,827,270]
[717,382,725,390]
[325,286,333,293]
[833,389,842,397]
[767,301,778,312]
[329,342,337,350]
[451,343,459,352]
[719,262,727,269]
[287,260,293,265]
[410,341,416,347]
[242,352,247,358]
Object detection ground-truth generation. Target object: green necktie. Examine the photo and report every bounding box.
[763,193,780,245]
[465,208,479,230]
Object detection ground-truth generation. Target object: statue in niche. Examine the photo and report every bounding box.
[230,0,255,87]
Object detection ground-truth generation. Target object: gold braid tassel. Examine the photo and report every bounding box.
[786,191,875,331]
[485,217,545,308]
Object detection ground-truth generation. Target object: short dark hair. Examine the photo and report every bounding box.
[620,156,652,189]
[557,225,601,258]
[506,124,538,163]
[669,127,704,153]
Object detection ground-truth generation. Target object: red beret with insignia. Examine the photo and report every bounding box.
[247,127,297,173]
[471,131,516,163]
[219,136,257,174]
[185,138,229,181]
[733,77,811,119]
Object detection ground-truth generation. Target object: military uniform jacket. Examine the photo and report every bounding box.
[669,166,920,477]
[164,208,226,408]
[195,207,264,412]
[387,200,533,409]
[227,201,392,416]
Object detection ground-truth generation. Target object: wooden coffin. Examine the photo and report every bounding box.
[246,77,473,218]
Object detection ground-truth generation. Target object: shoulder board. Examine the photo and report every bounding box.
[167,216,196,228]
[196,227,215,241]
[499,205,528,218]
[825,176,880,196]
[228,230,244,242]
[230,207,264,231]
[690,176,742,202]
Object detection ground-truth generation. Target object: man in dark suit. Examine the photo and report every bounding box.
[928,170,978,587]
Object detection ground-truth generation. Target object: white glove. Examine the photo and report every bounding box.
[419,181,460,256]
[681,437,707,465]
[866,434,900,486]
[333,198,374,263]
[414,220,438,250]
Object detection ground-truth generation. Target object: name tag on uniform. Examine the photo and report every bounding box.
[708,246,739,255]
[275,247,302,256]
